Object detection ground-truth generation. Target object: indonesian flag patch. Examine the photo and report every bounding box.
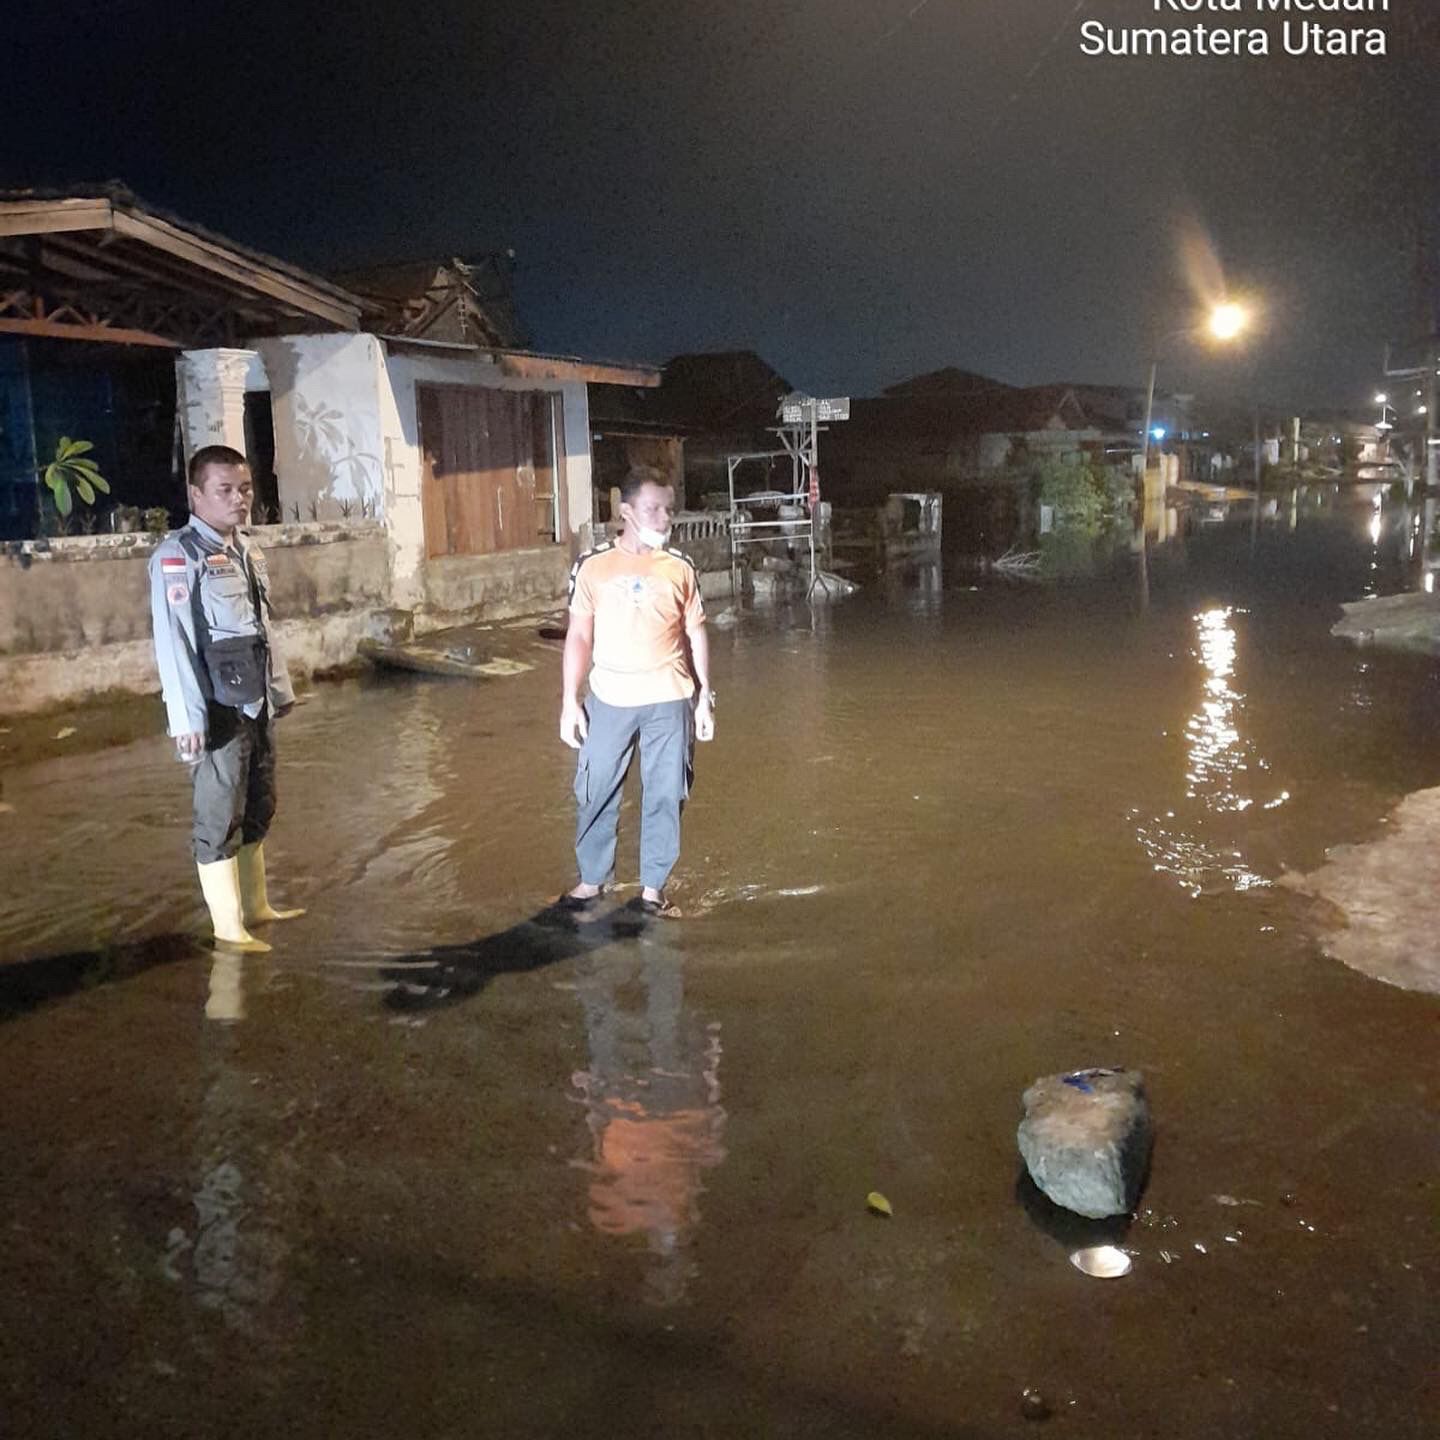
[161,556,186,573]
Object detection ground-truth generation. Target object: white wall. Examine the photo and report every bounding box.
[236,334,599,616]
[254,333,388,524]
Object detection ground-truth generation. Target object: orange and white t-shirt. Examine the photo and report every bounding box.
[569,541,705,707]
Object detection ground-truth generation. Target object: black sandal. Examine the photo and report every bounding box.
[554,889,604,913]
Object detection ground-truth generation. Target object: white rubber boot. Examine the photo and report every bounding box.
[196,858,271,953]
[238,842,306,924]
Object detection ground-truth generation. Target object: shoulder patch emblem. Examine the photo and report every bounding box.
[166,582,189,607]
[569,540,614,601]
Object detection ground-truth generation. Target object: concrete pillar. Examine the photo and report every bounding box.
[559,381,594,544]
[176,348,264,462]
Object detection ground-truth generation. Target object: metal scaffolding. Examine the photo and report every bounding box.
[725,422,823,596]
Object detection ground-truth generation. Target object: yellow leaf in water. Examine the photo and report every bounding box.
[866,1191,893,1217]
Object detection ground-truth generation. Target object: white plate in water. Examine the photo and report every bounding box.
[1070,1245,1133,1278]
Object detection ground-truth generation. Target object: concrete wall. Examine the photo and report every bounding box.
[420,546,572,628]
[0,522,388,716]
[254,333,388,523]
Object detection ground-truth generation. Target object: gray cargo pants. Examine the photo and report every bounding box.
[575,696,694,891]
[191,701,277,863]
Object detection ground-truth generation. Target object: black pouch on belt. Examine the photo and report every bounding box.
[204,635,268,706]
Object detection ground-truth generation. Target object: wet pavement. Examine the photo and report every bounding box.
[1,497,1437,1438]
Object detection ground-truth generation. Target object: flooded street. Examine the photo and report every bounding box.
[2,501,1436,1438]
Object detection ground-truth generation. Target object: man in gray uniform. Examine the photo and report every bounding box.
[149,444,304,953]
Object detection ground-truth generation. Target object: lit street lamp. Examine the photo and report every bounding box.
[1137,301,1251,494]
[1208,303,1247,342]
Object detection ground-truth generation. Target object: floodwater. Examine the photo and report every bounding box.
[1,493,1436,1438]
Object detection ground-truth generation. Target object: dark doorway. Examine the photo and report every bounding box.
[244,391,280,524]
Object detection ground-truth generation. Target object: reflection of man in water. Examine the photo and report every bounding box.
[570,950,726,1306]
[160,961,294,1342]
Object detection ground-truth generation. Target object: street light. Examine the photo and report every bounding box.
[1375,392,1389,405]
[1138,301,1252,492]
[1208,302,1248,342]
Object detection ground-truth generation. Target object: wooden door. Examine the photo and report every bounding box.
[417,384,559,558]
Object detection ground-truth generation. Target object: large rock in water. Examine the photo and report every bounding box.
[1017,1069,1153,1219]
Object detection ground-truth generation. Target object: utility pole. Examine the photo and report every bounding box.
[1251,404,1262,552]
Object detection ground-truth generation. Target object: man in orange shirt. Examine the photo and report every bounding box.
[559,468,715,915]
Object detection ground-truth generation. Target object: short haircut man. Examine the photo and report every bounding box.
[557,468,716,916]
[148,446,303,953]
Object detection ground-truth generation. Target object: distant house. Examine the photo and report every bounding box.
[824,368,1105,501]
[661,350,795,502]
[589,349,795,507]
[881,366,1013,401]
[585,380,686,520]
[1062,382,1196,462]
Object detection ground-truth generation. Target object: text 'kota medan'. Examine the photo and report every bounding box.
[1151,1,1388,11]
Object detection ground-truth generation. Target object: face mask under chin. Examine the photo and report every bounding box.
[633,523,671,549]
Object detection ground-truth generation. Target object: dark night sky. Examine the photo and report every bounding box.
[4,0,1437,408]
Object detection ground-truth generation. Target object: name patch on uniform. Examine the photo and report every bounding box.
[166,582,189,606]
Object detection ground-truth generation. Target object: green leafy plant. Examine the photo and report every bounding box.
[43,437,110,518]
[1034,458,1133,536]
[1034,459,1104,532]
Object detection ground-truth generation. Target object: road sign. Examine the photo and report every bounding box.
[781,395,851,425]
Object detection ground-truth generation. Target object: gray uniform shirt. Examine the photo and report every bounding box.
[148,516,296,738]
